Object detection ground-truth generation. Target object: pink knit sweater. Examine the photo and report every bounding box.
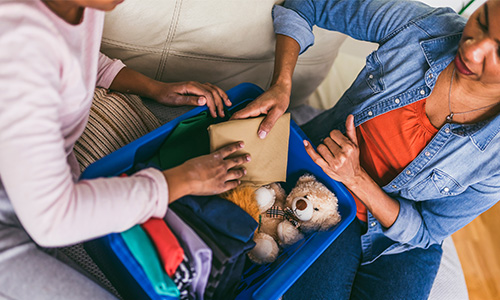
[0,0,168,247]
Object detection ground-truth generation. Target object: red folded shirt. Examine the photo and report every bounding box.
[141,218,185,277]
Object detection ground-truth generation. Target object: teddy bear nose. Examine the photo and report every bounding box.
[296,199,307,210]
[292,197,313,221]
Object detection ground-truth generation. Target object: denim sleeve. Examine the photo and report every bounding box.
[272,5,315,54]
[383,178,500,248]
[273,0,436,53]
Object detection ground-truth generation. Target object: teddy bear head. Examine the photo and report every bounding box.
[285,174,341,232]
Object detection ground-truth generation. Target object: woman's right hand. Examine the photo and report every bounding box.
[230,34,299,139]
[162,141,250,202]
[230,82,291,139]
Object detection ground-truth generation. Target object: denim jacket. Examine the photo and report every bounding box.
[274,0,500,264]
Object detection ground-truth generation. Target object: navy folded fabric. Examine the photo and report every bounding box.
[175,195,257,243]
[170,195,257,300]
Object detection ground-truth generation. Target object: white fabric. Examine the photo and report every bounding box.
[429,236,469,300]
[0,0,168,247]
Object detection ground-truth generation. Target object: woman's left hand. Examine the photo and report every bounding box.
[304,115,364,186]
[151,81,231,118]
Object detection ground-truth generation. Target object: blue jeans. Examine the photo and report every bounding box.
[284,219,443,300]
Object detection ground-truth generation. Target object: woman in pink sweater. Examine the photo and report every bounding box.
[0,0,248,298]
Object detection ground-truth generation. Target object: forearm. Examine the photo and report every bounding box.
[346,170,400,228]
[108,67,161,99]
[162,166,192,204]
[271,34,300,90]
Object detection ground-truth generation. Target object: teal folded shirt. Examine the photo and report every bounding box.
[121,225,180,298]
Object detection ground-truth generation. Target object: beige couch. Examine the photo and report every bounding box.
[100,0,344,122]
[93,0,468,298]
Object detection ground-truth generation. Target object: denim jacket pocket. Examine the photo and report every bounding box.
[345,51,385,105]
[408,169,465,200]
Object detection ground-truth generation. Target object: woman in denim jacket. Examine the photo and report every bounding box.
[234,0,500,298]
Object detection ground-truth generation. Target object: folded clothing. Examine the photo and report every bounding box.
[121,225,180,298]
[173,255,196,300]
[170,195,257,300]
[165,210,212,300]
[141,218,184,277]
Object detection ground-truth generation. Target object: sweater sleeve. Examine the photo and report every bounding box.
[0,7,168,247]
[96,52,125,89]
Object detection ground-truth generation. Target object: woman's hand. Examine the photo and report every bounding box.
[109,67,230,118]
[305,115,401,227]
[151,81,231,118]
[230,82,291,139]
[162,141,250,202]
[304,115,364,186]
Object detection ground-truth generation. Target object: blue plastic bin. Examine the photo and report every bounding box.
[81,83,355,300]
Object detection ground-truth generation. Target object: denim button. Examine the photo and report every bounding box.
[445,128,451,133]
[420,89,425,95]
[428,73,434,79]
[370,222,377,227]
[368,111,373,116]
[369,74,374,79]
[395,98,400,104]
[392,184,397,188]
[425,151,430,157]
[443,187,450,193]
[406,170,412,175]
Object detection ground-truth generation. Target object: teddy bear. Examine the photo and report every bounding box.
[220,182,286,263]
[221,173,341,264]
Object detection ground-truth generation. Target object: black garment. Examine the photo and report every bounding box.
[173,255,196,300]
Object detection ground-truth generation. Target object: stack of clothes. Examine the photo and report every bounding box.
[111,195,257,300]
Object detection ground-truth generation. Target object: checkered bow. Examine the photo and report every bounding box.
[265,206,300,228]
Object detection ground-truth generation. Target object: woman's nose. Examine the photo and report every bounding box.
[463,35,497,63]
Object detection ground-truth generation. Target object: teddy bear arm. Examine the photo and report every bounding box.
[248,232,280,264]
[277,220,304,246]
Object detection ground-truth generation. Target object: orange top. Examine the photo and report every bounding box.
[353,99,438,222]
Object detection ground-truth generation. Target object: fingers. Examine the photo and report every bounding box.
[225,167,247,182]
[174,95,206,106]
[214,141,245,159]
[345,115,358,145]
[220,180,241,193]
[230,101,264,120]
[202,82,225,118]
[206,82,231,107]
[193,83,219,118]
[180,82,228,118]
[317,141,336,163]
[258,109,282,139]
[214,141,251,170]
[303,140,330,171]
[225,153,251,170]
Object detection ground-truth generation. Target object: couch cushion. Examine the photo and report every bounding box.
[100,0,346,109]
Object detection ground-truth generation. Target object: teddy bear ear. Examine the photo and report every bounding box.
[269,182,286,200]
[298,173,316,184]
